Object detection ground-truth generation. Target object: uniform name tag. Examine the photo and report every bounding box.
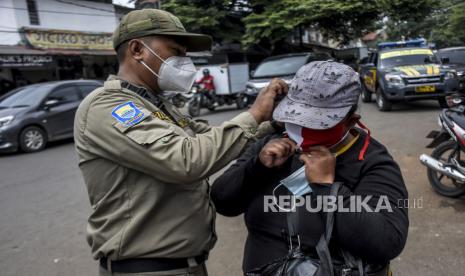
[112,101,145,126]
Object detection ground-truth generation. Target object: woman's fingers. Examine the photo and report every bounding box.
[259,138,297,167]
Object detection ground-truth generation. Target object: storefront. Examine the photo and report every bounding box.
[0,27,117,94]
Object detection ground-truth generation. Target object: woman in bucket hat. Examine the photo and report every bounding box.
[211,61,409,275]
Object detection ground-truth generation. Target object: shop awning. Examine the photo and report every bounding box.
[0,45,115,69]
[0,45,116,56]
[44,49,116,56]
[0,45,47,55]
[0,45,54,68]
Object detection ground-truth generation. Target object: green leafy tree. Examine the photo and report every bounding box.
[243,0,382,47]
[134,0,454,49]
[161,0,248,44]
[384,0,465,48]
[434,1,465,47]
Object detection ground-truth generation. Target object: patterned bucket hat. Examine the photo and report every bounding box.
[273,61,361,129]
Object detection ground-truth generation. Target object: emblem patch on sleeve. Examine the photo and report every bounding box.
[112,101,145,126]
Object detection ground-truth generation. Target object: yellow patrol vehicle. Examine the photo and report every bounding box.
[359,39,458,111]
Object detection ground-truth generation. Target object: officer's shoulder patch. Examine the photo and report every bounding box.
[111,101,146,126]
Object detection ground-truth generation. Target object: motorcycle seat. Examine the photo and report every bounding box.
[448,111,465,129]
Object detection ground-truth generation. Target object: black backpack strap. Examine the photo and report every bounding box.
[340,249,365,276]
[285,182,341,276]
[314,182,340,276]
[285,182,368,276]
[286,202,300,250]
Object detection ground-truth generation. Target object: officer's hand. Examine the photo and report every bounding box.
[299,146,336,184]
[249,78,288,123]
[259,138,296,168]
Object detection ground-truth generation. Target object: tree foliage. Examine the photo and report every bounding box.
[432,0,465,47]
[158,0,462,49]
[161,0,248,44]
[242,0,382,47]
[384,0,465,48]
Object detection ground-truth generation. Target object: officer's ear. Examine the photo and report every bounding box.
[128,39,145,61]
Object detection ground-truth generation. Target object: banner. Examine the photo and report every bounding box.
[0,54,54,68]
[23,28,113,50]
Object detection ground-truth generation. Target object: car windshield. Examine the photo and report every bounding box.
[379,49,438,68]
[0,85,51,108]
[438,50,465,65]
[253,55,308,78]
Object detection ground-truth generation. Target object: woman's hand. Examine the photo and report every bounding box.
[259,138,296,168]
[299,146,336,184]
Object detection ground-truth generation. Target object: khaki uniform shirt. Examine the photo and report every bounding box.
[74,76,273,260]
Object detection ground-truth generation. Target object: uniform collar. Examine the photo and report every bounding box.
[106,75,163,107]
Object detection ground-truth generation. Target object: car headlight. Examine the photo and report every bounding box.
[385,74,404,86]
[445,71,456,80]
[457,71,464,77]
[0,115,14,127]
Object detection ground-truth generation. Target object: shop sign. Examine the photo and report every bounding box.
[0,54,54,68]
[23,28,113,50]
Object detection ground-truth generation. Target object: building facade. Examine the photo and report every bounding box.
[0,0,120,94]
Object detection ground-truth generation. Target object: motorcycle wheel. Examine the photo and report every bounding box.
[188,97,201,117]
[427,140,465,197]
[246,95,256,106]
[236,94,247,109]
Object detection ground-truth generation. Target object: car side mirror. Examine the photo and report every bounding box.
[441,57,450,64]
[44,99,60,110]
[250,70,255,78]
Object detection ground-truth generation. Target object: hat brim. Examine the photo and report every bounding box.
[156,31,212,52]
[273,96,352,130]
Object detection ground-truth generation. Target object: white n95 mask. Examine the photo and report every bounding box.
[139,41,197,93]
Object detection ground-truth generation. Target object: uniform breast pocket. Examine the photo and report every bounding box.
[113,117,175,146]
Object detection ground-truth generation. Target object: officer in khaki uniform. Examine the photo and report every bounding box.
[74,9,288,276]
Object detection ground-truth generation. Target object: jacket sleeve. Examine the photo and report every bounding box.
[311,147,409,263]
[77,91,273,184]
[211,135,279,216]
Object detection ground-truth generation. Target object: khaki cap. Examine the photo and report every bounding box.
[113,9,212,52]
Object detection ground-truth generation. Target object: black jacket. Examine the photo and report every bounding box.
[211,129,409,272]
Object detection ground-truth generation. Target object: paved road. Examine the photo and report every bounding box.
[1,100,465,276]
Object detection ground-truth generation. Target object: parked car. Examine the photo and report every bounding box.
[244,52,333,103]
[359,40,458,111]
[0,80,102,153]
[437,47,465,92]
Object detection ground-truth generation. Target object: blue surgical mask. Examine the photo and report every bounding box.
[272,166,312,211]
[280,166,312,196]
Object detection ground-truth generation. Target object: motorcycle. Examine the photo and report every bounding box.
[163,91,193,108]
[187,82,247,117]
[420,93,465,197]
